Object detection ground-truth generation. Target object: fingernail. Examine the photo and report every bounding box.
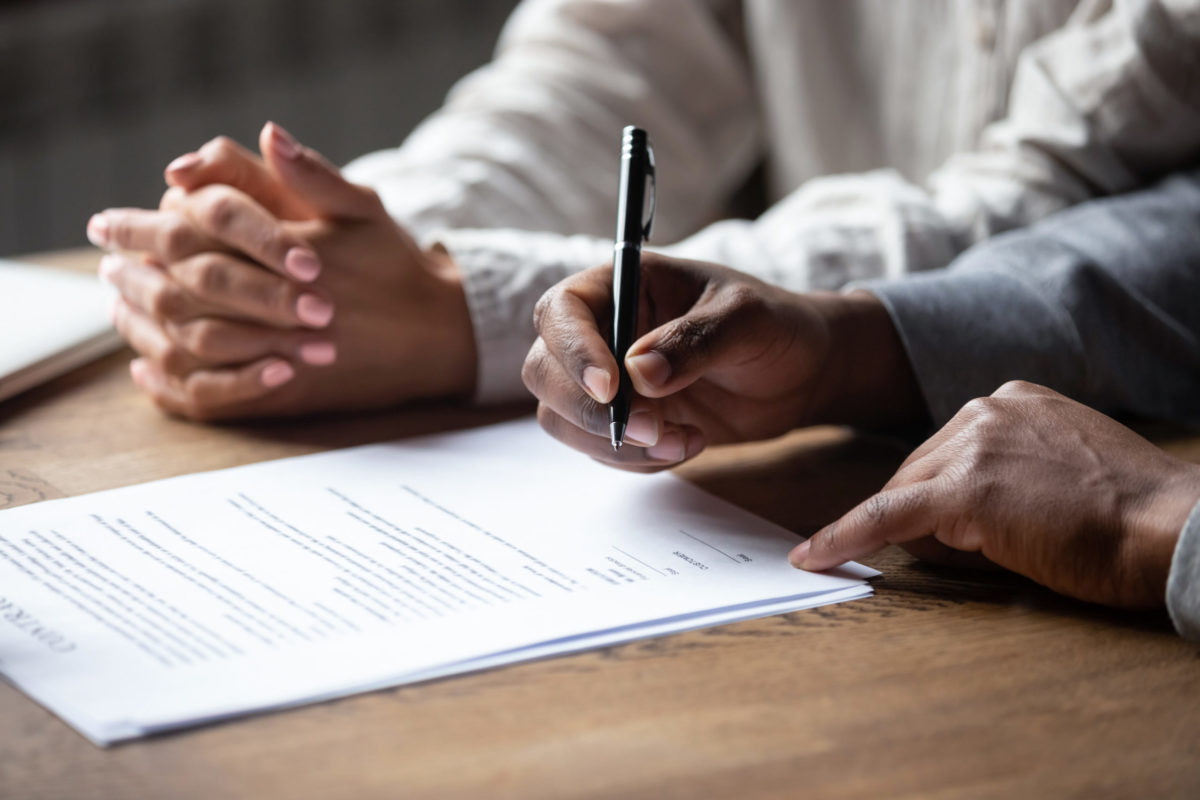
[627,351,671,388]
[109,298,123,326]
[98,254,121,284]
[299,341,337,366]
[296,294,334,328]
[582,366,611,403]
[261,360,295,388]
[129,358,148,384]
[165,152,202,173]
[625,411,659,446]
[789,541,811,569]
[87,214,110,248]
[286,247,321,282]
[646,430,686,462]
[270,122,301,161]
[684,429,706,460]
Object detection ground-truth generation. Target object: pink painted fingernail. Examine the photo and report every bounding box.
[270,122,301,160]
[646,430,686,462]
[286,247,321,282]
[789,540,811,569]
[87,214,110,248]
[98,254,121,284]
[261,360,295,388]
[165,152,202,173]
[582,366,611,403]
[627,351,671,388]
[625,411,659,446]
[299,342,337,366]
[296,294,334,328]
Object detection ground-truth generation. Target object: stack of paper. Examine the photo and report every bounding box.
[0,259,122,402]
[0,419,875,745]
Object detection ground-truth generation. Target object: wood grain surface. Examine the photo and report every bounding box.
[1,251,1197,800]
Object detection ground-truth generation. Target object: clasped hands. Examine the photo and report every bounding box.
[95,125,1200,609]
[88,122,475,421]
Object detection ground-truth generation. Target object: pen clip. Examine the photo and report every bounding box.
[642,145,656,242]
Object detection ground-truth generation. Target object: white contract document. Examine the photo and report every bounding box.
[0,419,876,745]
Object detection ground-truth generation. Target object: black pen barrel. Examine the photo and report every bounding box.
[610,125,651,449]
[616,127,651,244]
[610,243,641,442]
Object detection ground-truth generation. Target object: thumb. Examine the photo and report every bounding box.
[260,122,383,220]
[624,288,772,398]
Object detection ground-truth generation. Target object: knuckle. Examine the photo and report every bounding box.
[266,282,297,319]
[994,379,1037,399]
[178,319,224,359]
[148,283,186,319]
[532,287,560,332]
[521,341,551,394]
[958,396,997,424]
[202,135,237,159]
[159,217,195,260]
[722,281,766,319]
[661,315,718,358]
[861,492,893,526]
[159,186,187,211]
[105,213,131,249]
[201,190,239,232]
[157,343,192,375]
[258,226,287,263]
[179,374,213,417]
[188,255,230,297]
[813,522,842,557]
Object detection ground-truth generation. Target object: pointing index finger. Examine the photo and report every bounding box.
[793,481,941,571]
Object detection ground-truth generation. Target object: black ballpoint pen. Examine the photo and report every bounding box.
[610,125,656,450]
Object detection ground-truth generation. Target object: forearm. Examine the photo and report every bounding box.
[344,0,759,245]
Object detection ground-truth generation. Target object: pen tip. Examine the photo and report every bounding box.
[610,421,625,452]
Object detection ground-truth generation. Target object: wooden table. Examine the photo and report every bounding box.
[1,251,1198,800]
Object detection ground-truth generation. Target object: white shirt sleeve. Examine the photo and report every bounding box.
[344,0,759,401]
[349,0,1200,404]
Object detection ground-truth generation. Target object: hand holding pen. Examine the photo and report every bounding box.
[521,126,921,471]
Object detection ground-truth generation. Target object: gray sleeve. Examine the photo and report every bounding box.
[858,169,1200,426]
[1168,499,1200,642]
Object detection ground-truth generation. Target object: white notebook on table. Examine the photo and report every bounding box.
[0,259,123,402]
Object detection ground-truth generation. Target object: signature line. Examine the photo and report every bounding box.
[677,530,740,564]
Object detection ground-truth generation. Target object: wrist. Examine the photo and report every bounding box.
[419,244,478,400]
[803,290,929,428]
[1125,461,1200,603]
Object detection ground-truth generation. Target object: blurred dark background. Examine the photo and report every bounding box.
[0,0,520,257]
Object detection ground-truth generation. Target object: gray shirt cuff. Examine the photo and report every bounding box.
[855,266,1085,425]
[1167,499,1200,643]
